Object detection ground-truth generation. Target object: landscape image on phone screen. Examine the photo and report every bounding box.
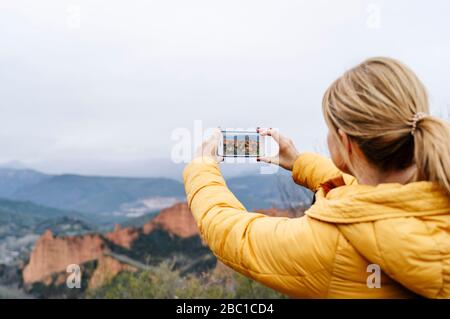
[223,133,259,157]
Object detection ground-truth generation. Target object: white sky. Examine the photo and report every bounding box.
[1,0,449,176]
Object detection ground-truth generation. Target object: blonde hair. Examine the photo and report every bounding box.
[323,57,450,195]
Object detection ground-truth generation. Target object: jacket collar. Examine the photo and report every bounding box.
[306,178,450,223]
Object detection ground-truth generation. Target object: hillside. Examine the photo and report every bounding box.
[226,173,312,210]
[0,198,93,265]
[0,198,85,224]
[0,167,312,225]
[11,174,185,215]
[0,168,49,197]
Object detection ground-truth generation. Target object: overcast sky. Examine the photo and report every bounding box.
[0,0,449,176]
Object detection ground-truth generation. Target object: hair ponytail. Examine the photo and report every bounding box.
[413,116,450,196]
[322,57,450,197]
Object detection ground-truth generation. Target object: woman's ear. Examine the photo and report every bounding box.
[338,129,352,155]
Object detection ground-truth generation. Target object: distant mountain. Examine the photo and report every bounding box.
[0,167,312,226]
[27,158,261,180]
[0,168,49,197]
[227,173,313,211]
[0,197,85,226]
[228,174,285,210]
[8,172,185,216]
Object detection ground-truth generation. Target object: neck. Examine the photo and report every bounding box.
[354,164,416,186]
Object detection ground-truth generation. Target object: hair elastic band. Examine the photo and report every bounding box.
[411,112,427,136]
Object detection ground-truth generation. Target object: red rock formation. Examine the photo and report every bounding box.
[105,202,199,250]
[106,224,139,249]
[23,230,105,284]
[22,202,198,286]
[143,202,199,237]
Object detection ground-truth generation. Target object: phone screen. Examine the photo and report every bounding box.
[219,130,264,157]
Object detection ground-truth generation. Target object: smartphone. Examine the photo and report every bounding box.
[217,129,265,158]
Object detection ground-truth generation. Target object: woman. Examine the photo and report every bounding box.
[183,57,450,298]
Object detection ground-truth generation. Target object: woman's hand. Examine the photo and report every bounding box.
[257,128,300,171]
[194,128,223,162]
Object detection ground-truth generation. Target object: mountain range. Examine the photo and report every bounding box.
[0,165,312,269]
[0,166,312,224]
[0,167,185,224]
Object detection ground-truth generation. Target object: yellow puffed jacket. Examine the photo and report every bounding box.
[183,153,450,298]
